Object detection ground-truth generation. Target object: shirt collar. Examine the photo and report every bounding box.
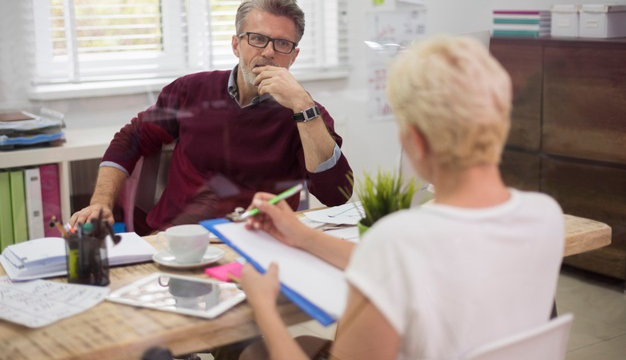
[227,65,272,107]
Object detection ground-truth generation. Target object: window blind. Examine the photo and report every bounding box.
[32,0,348,84]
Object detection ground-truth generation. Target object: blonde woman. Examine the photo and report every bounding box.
[239,36,564,360]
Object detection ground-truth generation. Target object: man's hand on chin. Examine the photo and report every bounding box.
[252,65,314,112]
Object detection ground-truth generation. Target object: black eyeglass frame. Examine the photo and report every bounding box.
[238,32,298,54]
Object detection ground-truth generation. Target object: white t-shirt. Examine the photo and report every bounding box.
[345,189,564,360]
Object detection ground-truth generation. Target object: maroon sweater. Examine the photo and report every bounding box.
[103,70,353,231]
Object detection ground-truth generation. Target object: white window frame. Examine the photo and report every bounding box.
[33,0,185,84]
[30,0,349,100]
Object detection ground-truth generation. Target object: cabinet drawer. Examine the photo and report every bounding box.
[543,45,626,165]
[500,148,540,191]
[541,156,626,246]
[490,42,542,151]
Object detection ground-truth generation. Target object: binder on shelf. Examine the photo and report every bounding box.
[200,218,348,326]
[0,172,14,251]
[492,10,551,38]
[40,164,61,237]
[24,167,45,239]
[9,170,28,244]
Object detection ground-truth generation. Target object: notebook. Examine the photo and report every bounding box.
[200,218,348,326]
[0,232,157,281]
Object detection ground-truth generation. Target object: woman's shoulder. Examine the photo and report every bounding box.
[514,189,563,217]
[362,208,435,244]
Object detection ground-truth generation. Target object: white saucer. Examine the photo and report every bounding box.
[153,247,225,269]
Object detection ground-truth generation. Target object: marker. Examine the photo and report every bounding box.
[237,183,303,221]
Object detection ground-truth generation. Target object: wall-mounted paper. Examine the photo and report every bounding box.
[365,8,427,122]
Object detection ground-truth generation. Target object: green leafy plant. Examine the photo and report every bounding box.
[340,170,419,228]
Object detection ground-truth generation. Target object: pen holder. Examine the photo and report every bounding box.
[65,235,110,286]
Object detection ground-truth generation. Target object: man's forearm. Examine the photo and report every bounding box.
[90,166,128,209]
[297,118,336,172]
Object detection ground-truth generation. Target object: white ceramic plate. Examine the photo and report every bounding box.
[153,247,225,269]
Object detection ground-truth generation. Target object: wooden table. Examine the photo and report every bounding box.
[0,215,611,360]
[563,214,611,257]
[0,240,310,360]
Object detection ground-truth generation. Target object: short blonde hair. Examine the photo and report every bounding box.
[387,36,512,168]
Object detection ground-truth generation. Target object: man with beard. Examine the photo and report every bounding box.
[70,0,353,234]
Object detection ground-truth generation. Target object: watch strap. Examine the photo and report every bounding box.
[293,105,321,123]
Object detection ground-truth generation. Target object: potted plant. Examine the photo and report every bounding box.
[340,170,420,236]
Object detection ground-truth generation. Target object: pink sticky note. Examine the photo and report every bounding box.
[205,262,243,282]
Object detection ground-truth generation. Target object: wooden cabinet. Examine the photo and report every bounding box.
[491,37,626,280]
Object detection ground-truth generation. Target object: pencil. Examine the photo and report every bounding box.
[227,273,241,284]
[236,183,304,221]
[49,216,69,237]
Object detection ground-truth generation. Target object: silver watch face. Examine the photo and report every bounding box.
[305,108,316,119]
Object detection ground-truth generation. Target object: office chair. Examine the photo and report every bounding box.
[462,313,574,360]
[118,142,175,234]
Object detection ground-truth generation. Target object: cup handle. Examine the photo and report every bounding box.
[155,232,169,252]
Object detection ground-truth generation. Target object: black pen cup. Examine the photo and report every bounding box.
[65,235,110,286]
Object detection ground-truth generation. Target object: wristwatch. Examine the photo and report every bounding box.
[293,105,321,123]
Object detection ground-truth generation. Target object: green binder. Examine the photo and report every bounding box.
[0,171,14,251]
[9,170,28,243]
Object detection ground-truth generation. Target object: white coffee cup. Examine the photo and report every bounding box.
[157,224,210,264]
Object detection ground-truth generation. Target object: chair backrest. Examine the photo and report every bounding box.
[118,142,175,232]
[463,313,574,360]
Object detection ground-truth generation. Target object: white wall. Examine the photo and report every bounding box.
[0,0,614,183]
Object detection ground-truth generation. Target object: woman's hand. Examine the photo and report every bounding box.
[245,192,314,248]
[241,262,281,311]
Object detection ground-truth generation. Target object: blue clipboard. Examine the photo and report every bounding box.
[200,218,336,326]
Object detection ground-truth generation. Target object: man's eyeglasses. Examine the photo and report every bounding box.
[239,32,297,54]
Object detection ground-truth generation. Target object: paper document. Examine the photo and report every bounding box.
[0,276,109,328]
[304,201,364,225]
[324,227,360,243]
[202,219,348,325]
[0,232,156,281]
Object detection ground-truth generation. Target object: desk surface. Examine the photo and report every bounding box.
[0,214,612,360]
[0,241,309,360]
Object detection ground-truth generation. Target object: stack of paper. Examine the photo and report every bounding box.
[0,276,109,328]
[303,201,364,226]
[0,111,65,149]
[301,202,363,243]
[0,232,156,281]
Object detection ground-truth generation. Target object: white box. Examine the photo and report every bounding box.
[551,5,580,37]
[580,4,626,38]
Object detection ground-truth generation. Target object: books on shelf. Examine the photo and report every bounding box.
[0,172,13,251]
[0,232,157,281]
[493,10,551,38]
[40,164,61,238]
[9,170,28,244]
[0,163,63,252]
[24,168,45,240]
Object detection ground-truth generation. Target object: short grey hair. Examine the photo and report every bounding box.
[235,0,305,43]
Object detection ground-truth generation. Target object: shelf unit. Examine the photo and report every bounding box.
[0,126,120,222]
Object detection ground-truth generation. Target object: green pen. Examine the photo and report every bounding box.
[236,183,304,221]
